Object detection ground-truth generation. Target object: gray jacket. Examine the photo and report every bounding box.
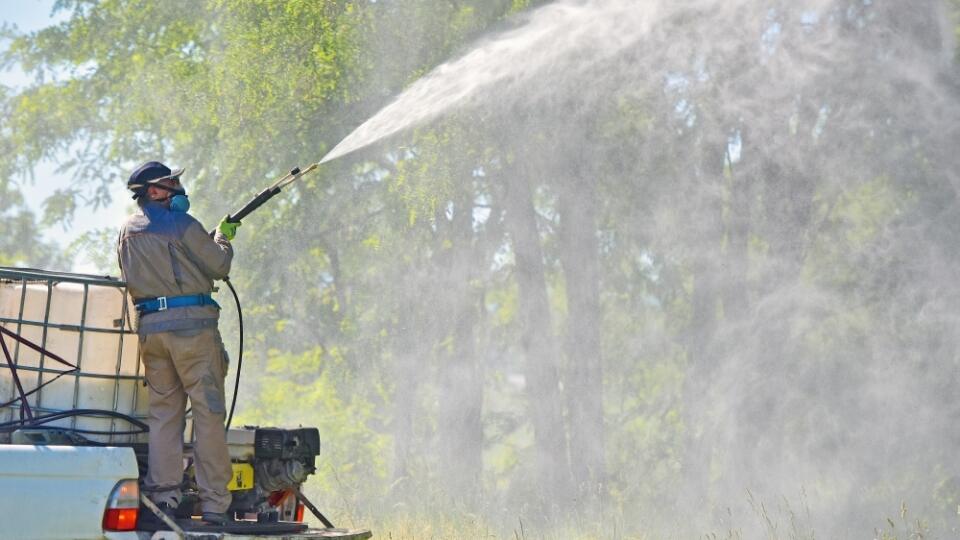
[118,202,233,334]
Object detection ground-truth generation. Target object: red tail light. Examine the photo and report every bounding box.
[295,502,305,522]
[103,508,139,531]
[103,479,139,532]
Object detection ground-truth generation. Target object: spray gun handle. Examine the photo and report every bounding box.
[208,186,281,237]
[227,186,282,223]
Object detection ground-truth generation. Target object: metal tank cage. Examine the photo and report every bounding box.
[0,266,146,444]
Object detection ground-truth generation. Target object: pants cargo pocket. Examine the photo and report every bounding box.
[202,373,226,414]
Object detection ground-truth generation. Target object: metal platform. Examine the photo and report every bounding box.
[137,518,373,539]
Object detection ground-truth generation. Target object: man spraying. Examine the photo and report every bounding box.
[117,161,240,526]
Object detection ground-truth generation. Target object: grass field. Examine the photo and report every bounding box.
[303,506,935,540]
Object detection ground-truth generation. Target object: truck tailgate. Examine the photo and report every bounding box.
[0,444,139,540]
[141,528,372,539]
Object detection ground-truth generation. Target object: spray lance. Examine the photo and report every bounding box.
[212,163,322,430]
[213,163,321,231]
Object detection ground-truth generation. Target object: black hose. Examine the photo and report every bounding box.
[6,424,146,436]
[0,408,149,433]
[224,276,243,430]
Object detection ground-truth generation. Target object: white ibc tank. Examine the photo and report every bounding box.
[0,270,159,444]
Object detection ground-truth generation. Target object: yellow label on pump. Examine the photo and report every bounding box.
[227,463,255,491]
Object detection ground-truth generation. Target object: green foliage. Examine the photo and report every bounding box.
[236,346,390,507]
[0,184,69,269]
[66,226,122,274]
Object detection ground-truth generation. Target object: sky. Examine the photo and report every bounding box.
[2,1,132,273]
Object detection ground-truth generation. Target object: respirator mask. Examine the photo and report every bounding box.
[154,184,191,213]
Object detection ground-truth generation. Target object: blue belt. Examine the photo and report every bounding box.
[135,293,220,315]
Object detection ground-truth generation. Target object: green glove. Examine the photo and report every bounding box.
[218,216,240,241]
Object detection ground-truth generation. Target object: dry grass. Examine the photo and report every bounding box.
[309,498,935,540]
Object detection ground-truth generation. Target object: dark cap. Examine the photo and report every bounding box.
[127,161,185,198]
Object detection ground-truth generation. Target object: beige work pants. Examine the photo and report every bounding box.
[141,327,232,514]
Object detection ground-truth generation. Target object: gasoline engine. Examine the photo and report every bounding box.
[176,426,323,522]
[224,427,321,519]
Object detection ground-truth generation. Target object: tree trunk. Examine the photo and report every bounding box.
[739,159,814,486]
[723,138,750,323]
[503,164,571,511]
[679,138,726,510]
[437,187,484,503]
[558,164,605,509]
[390,288,421,500]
